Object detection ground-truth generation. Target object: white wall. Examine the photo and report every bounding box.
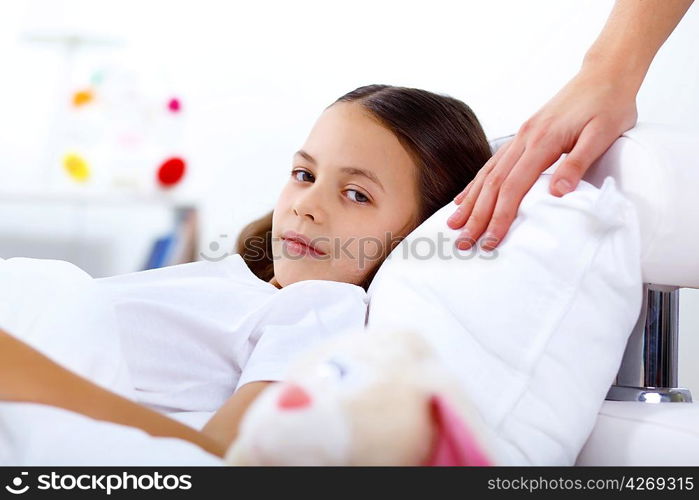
[0,0,697,390]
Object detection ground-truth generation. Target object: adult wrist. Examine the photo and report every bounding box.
[580,48,648,96]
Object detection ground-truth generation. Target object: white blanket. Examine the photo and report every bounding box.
[0,257,223,466]
[0,403,222,466]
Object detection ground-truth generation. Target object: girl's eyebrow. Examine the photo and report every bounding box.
[293,149,385,193]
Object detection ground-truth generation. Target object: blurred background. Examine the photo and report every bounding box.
[0,0,697,388]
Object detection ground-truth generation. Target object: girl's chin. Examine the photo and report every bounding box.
[274,267,320,286]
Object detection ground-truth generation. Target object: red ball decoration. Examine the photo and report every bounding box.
[157,157,186,187]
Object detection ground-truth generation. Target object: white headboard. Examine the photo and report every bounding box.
[489,122,699,288]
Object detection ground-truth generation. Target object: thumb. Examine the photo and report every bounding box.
[550,123,615,197]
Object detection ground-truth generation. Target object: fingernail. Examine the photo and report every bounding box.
[482,232,498,249]
[456,239,472,250]
[455,230,473,250]
[555,179,573,195]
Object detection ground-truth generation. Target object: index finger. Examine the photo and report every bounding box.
[453,138,515,206]
[479,142,564,250]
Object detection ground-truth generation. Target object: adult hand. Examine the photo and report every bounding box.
[447,66,639,251]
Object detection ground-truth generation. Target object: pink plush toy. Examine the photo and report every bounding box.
[225,327,499,466]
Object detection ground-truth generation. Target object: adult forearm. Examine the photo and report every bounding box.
[582,0,694,91]
[60,375,226,458]
[201,381,274,452]
[0,329,226,458]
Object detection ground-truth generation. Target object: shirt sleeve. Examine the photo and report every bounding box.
[235,280,369,391]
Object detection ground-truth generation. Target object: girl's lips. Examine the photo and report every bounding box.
[281,230,327,255]
[282,238,326,258]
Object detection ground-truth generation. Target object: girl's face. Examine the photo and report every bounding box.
[270,101,420,288]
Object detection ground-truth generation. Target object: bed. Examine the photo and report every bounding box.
[1,122,697,466]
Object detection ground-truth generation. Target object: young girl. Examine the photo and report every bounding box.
[0,84,491,460]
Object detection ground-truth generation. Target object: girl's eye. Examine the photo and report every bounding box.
[290,169,370,205]
[346,189,370,204]
[291,168,314,183]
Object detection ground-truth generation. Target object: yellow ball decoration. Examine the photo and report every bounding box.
[63,153,91,182]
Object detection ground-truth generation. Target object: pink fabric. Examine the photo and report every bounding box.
[423,394,493,466]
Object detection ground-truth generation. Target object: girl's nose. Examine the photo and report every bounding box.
[277,383,312,410]
[292,186,326,223]
[293,202,319,223]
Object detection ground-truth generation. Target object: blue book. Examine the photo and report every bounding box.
[143,233,176,270]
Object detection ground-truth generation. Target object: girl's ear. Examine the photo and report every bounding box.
[422,393,493,467]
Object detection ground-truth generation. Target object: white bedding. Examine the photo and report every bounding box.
[0,251,369,466]
[2,173,641,466]
[366,175,643,465]
[0,403,222,466]
[0,256,224,466]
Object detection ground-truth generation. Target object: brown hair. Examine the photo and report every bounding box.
[235,84,491,291]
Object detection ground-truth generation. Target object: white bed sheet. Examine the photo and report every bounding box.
[0,256,224,466]
[0,402,223,466]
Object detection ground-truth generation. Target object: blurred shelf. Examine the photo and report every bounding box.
[0,188,200,277]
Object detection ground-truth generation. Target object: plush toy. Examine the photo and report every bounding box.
[224,327,500,466]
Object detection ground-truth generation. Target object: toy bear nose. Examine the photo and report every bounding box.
[277,383,312,410]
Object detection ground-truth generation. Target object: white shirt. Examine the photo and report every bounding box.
[95,253,369,413]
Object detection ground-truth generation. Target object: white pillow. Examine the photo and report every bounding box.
[366,173,643,466]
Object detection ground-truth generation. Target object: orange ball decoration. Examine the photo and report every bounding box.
[72,89,94,107]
